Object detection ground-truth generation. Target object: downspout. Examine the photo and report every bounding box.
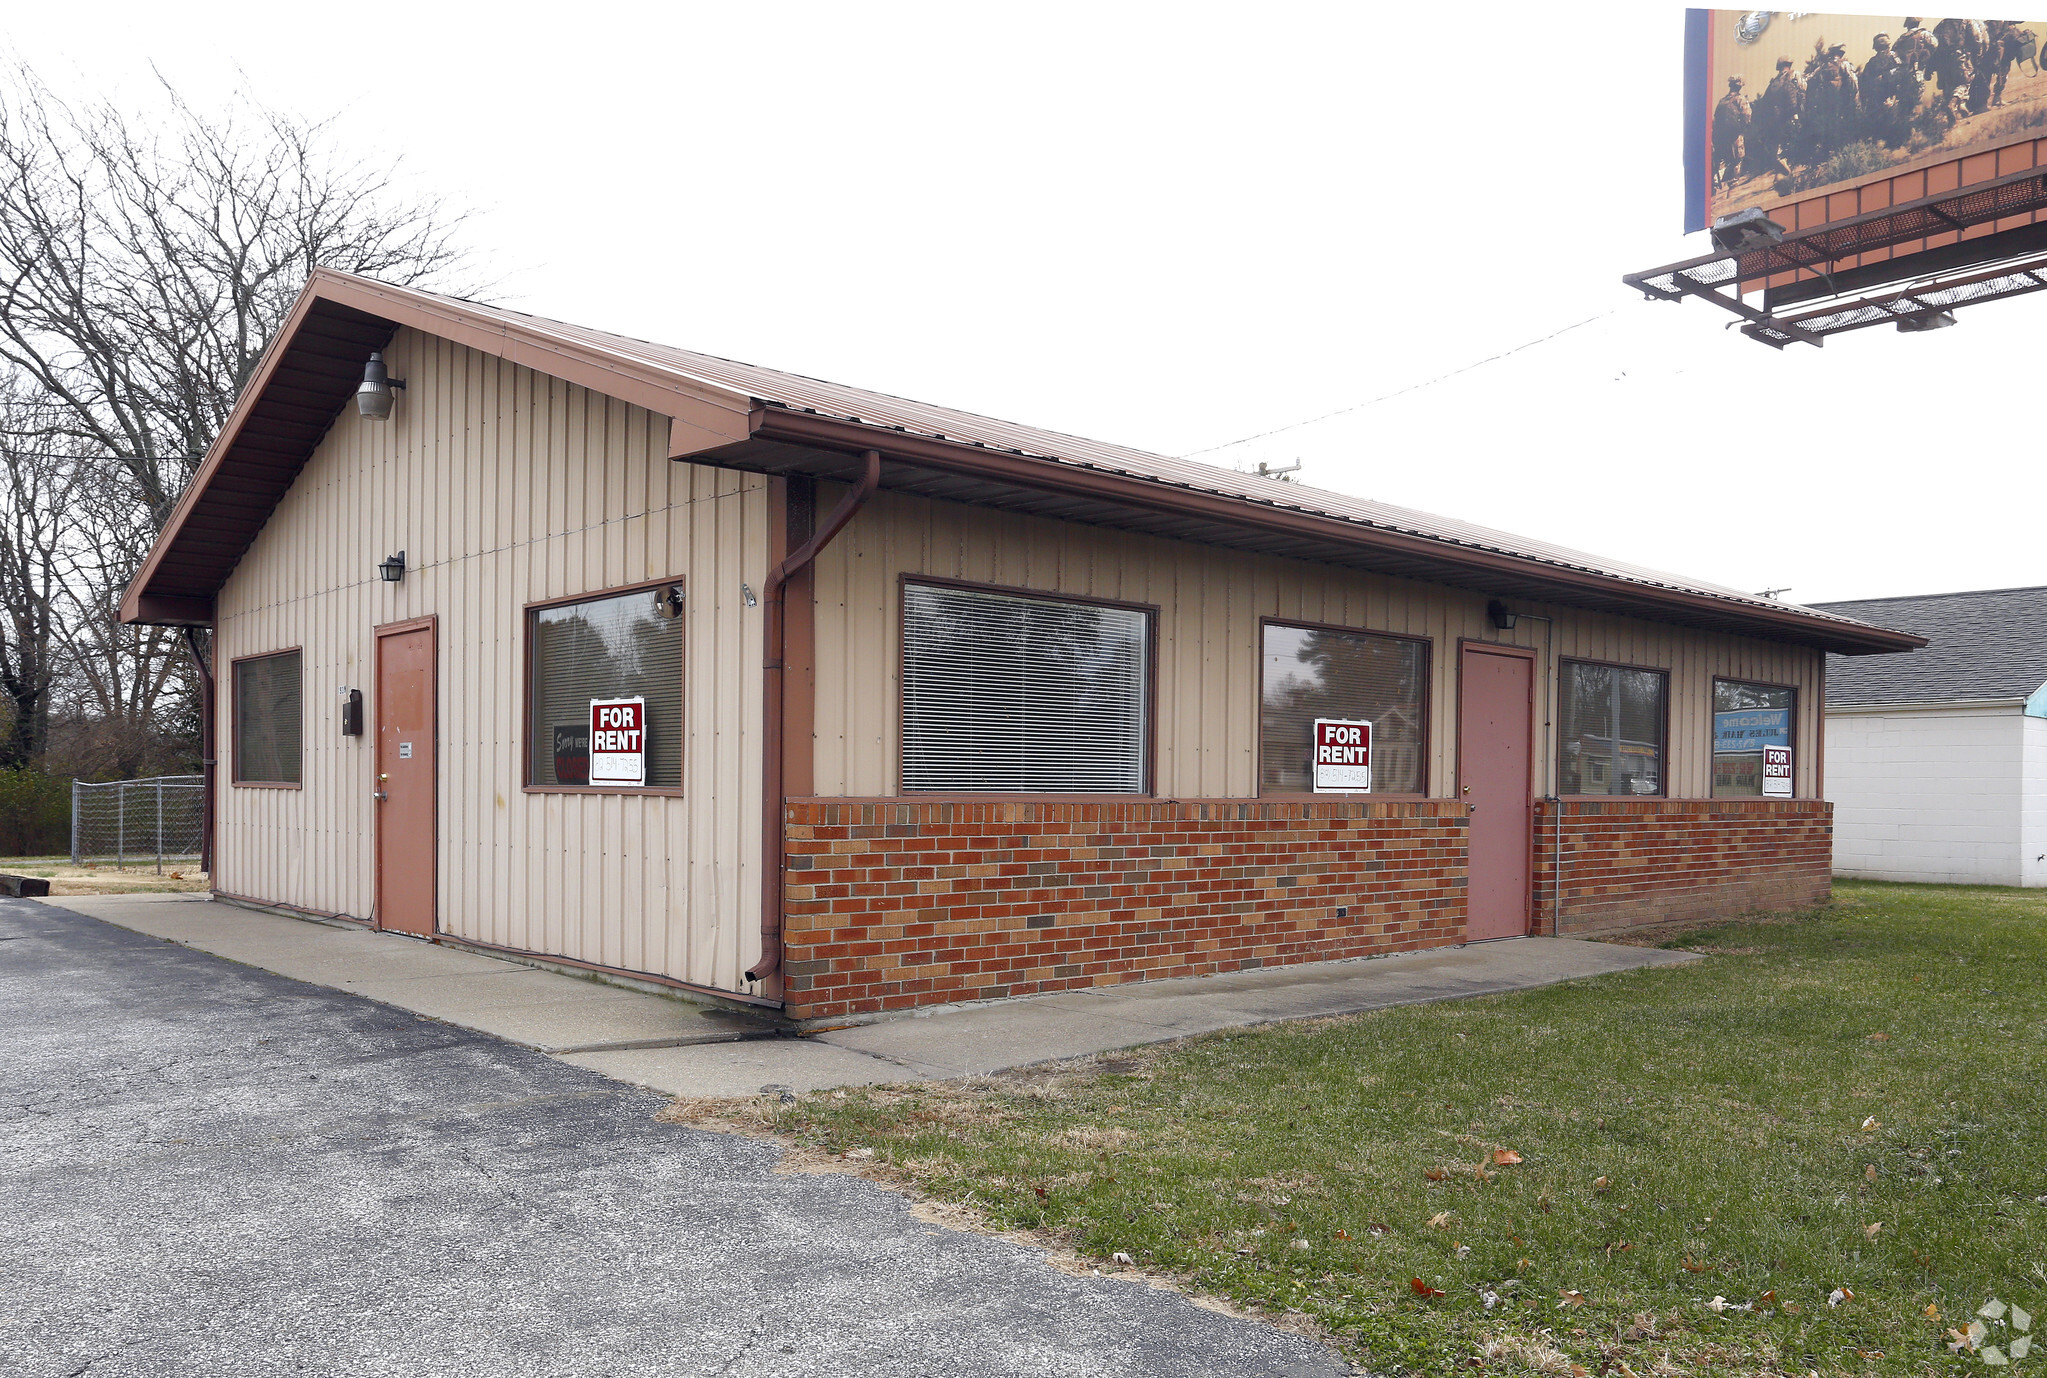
[181,622,215,877]
[747,449,882,991]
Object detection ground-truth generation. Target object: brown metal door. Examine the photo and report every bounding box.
[375,621,437,936]
[1458,644,1533,942]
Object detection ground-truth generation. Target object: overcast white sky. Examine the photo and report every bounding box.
[11,2,2037,606]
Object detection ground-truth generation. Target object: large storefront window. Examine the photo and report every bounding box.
[527,583,685,789]
[1558,661,1667,796]
[1712,679,1795,797]
[1259,623,1427,794]
[901,581,1150,793]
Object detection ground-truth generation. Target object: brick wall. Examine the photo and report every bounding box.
[780,798,1469,1021]
[1530,799,1832,935]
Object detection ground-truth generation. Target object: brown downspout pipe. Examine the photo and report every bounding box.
[747,449,882,992]
[181,621,215,877]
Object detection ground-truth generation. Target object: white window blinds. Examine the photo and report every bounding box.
[901,582,1149,793]
[233,650,302,784]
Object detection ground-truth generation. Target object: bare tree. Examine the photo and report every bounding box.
[0,64,474,785]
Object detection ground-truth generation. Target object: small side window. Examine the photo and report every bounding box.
[233,650,303,785]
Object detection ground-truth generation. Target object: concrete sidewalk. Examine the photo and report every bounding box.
[43,894,1700,1098]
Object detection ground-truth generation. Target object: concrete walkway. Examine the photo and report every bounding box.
[45,894,1700,1099]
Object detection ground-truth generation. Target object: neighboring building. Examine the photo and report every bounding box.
[121,271,1920,1023]
[1811,587,2047,888]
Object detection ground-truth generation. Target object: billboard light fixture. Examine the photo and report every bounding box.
[1709,209,1786,257]
[1896,310,1958,333]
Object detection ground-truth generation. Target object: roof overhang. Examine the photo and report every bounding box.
[123,273,1925,658]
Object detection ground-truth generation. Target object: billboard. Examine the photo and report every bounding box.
[1684,10,2047,233]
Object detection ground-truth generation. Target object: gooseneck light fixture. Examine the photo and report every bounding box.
[356,351,407,420]
[378,551,406,583]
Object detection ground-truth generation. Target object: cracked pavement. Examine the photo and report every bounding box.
[0,899,1342,1377]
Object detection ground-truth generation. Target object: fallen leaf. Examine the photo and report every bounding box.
[1367,1222,1392,1236]
[1557,1290,1587,1308]
[1593,1176,1610,1191]
[1829,1287,1854,1307]
[1781,1301,1803,1315]
[1864,1222,1883,1240]
[1427,1212,1451,1229]
[1410,1277,1445,1298]
[1033,1185,1048,1200]
[1865,1164,1878,1182]
[1425,1168,1450,1183]
[1756,1290,1777,1306]
[1867,1032,1891,1042]
[1334,1229,1352,1241]
[1681,1256,1708,1273]
[1520,1257,1532,1270]
[845,1147,875,1160]
[1454,1244,1471,1259]
[1570,1366,1590,1378]
[1861,1116,1880,1132]
[1856,1350,1885,1360]
[1926,1304,1942,1321]
[1605,1241,1633,1255]
[1111,1251,1134,1266]
[1472,1165,1493,1181]
[1491,1148,1523,1166]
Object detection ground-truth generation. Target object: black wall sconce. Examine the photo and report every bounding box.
[379,551,406,583]
[1487,599,1519,630]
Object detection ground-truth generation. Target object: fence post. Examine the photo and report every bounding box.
[156,779,165,876]
[116,784,125,872]
[70,780,81,864]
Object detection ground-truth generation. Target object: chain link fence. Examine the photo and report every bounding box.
[70,776,205,873]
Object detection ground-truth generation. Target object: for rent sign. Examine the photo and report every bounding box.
[588,697,647,785]
[1761,743,1793,798]
[1312,718,1372,793]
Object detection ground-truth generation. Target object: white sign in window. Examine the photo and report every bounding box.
[589,697,647,785]
[1312,717,1373,793]
[1761,743,1793,798]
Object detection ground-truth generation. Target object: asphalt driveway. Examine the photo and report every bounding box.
[0,898,1340,1378]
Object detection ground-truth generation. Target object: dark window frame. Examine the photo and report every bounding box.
[231,646,305,789]
[1556,656,1672,799]
[521,574,688,797]
[1710,676,1799,799]
[895,573,1160,797]
[1255,616,1432,799]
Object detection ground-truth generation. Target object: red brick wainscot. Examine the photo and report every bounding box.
[779,798,1470,1021]
[1530,799,1832,935]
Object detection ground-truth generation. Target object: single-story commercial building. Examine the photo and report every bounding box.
[121,271,1921,1021]
[1812,587,2047,888]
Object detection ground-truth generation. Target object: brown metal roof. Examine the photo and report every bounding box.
[122,270,1922,656]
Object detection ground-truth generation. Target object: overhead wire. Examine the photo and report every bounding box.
[1183,309,1616,458]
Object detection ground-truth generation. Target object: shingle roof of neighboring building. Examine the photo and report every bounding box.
[1809,586,2047,705]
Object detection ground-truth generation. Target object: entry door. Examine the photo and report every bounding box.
[375,620,437,936]
[1458,644,1533,941]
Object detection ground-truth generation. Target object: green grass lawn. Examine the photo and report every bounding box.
[763,882,2047,1375]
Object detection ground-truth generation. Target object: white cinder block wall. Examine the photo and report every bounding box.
[1826,705,2031,886]
[2024,716,2047,889]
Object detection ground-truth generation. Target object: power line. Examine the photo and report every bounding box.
[1183,310,1616,458]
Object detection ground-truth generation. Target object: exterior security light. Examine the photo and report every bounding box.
[378,551,406,583]
[1487,599,1519,630]
[356,351,407,420]
[1897,310,1958,333]
[741,583,758,608]
[651,584,685,619]
[1709,208,1786,257]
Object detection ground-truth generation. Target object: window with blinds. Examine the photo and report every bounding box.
[1260,623,1428,794]
[527,584,685,788]
[1711,679,1794,797]
[233,649,303,784]
[1557,660,1668,796]
[901,581,1149,793]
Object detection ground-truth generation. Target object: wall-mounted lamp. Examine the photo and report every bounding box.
[356,351,408,420]
[1487,599,1519,630]
[740,583,758,608]
[378,551,406,583]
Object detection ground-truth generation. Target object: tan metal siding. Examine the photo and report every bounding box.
[213,329,766,991]
[810,487,1825,802]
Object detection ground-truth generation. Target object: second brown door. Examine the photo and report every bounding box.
[1458,644,1533,942]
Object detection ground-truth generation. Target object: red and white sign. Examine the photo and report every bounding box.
[1761,743,1793,798]
[589,697,647,785]
[1312,718,1372,793]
